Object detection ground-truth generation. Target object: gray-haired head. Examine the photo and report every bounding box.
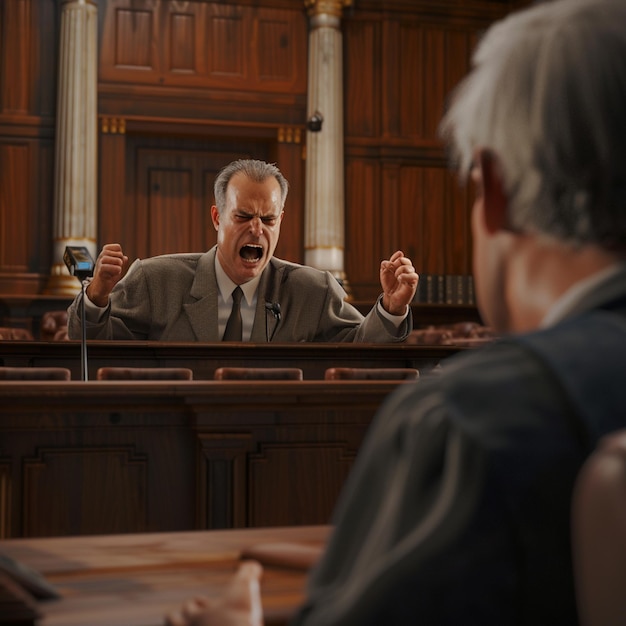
[440,0,626,252]
[214,159,289,213]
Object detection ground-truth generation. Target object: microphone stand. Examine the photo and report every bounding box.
[63,246,95,381]
[80,279,89,381]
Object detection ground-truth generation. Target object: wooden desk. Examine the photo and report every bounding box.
[0,340,459,380]
[0,380,406,539]
[0,525,330,626]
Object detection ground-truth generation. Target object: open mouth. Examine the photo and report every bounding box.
[240,244,263,263]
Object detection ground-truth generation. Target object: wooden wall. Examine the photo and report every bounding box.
[0,0,57,294]
[0,380,403,537]
[0,0,522,302]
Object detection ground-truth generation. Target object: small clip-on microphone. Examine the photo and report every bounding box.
[265,302,282,323]
[64,246,95,381]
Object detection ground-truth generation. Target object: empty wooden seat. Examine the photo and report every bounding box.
[96,367,193,380]
[324,367,419,381]
[214,367,303,380]
[0,367,71,380]
[0,327,34,341]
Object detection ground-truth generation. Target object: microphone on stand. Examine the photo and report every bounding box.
[64,246,95,382]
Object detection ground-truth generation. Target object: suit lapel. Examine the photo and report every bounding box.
[181,250,290,342]
[183,247,220,342]
[251,259,287,342]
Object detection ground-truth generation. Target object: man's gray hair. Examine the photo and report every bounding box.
[214,159,289,213]
[440,0,626,251]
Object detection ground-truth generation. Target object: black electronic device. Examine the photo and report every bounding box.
[63,246,95,281]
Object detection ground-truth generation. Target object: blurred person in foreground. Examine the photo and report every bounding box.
[167,0,626,623]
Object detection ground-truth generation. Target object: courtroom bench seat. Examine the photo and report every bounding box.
[0,366,71,380]
[0,327,34,341]
[96,367,194,380]
[214,367,304,380]
[324,367,419,380]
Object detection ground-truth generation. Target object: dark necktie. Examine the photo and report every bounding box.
[223,286,243,341]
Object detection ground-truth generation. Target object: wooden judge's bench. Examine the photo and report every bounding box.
[0,342,463,541]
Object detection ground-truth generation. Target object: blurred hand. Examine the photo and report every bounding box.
[165,561,264,626]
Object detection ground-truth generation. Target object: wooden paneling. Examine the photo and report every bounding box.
[346,159,472,301]
[115,134,294,261]
[345,159,380,297]
[345,18,378,140]
[343,6,486,299]
[249,443,354,527]
[100,1,307,93]
[0,143,30,271]
[1,0,31,114]
[0,138,55,289]
[0,0,56,293]
[274,138,305,263]
[22,445,149,537]
[0,380,405,537]
[0,0,521,311]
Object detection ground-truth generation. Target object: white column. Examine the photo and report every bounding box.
[45,0,98,296]
[304,0,351,292]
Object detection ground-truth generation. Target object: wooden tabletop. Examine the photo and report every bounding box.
[0,525,331,626]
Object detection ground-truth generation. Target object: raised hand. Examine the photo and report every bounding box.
[85,243,129,307]
[379,250,419,316]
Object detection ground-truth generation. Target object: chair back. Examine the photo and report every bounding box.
[324,367,419,381]
[0,367,71,380]
[214,367,303,380]
[0,327,34,341]
[572,429,626,626]
[96,367,193,380]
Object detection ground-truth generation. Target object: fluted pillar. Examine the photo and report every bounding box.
[45,0,98,295]
[304,0,351,292]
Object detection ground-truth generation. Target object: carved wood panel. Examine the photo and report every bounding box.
[0,0,56,293]
[345,159,472,301]
[0,142,30,272]
[22,445,148,537]
[0,139,55,291]
[129,138,263,260]
[99,1,307,93]
[196,433,254,529]
[343,10,480,299]
[248,442,355,527]
[111,133,304,263]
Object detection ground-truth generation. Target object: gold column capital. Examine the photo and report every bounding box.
[59,0,98,7]
[277,126,303,144]
[304,0,352,19]
[101,117,126,135]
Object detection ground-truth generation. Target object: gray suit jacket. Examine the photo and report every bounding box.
[67,247,412,342]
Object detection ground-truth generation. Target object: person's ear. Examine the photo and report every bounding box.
[477,149,509,234]
[210,205,220,231]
